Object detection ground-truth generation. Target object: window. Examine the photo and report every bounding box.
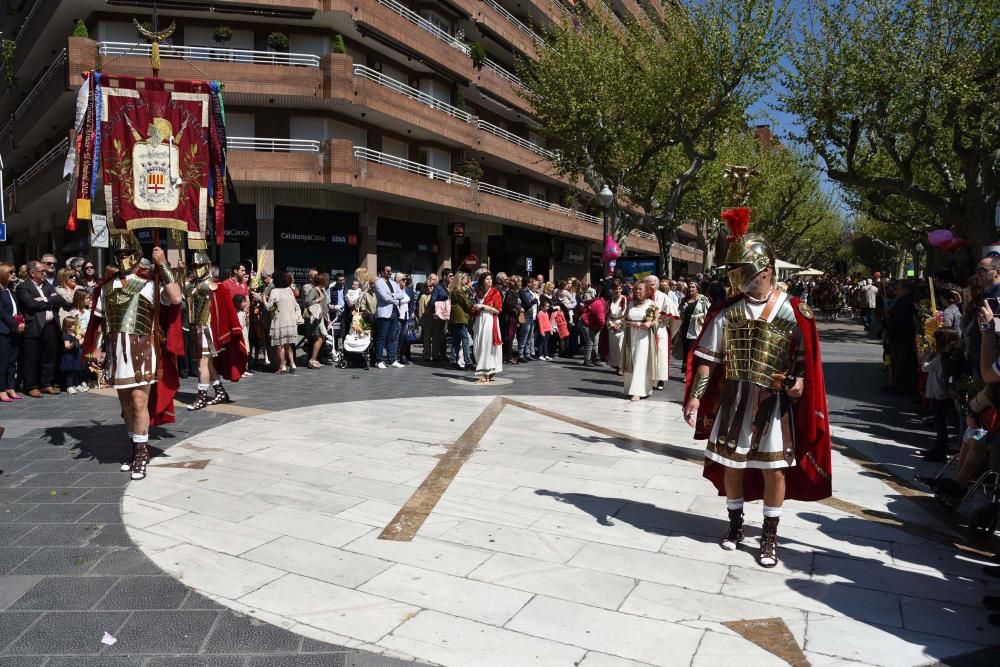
[418,79,451,106]
[421,147,452,174]
[419,11,451,35]
[226,113,255,138]
[383,137,410,161]
[183,26,253,62]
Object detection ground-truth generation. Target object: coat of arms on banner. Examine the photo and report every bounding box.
[131,117,182,211]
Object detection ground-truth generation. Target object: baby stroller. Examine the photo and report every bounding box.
[339,329,371,370]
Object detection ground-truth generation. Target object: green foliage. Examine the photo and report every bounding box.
[784,0,1000,261]
[213,26,233,45]
[469,42,487,70]
[267,32,289,52]
[334,34,347,54]
[72,20,89,38]
[1,39,15,87]
[518,0,789,272]
[455,159,484,181]
[454,90,466,111]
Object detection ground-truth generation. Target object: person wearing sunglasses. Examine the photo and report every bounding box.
[15,260,69,397]
[40,254,58,286]
[79,262,99,295]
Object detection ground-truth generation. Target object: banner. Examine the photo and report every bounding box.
[99,77,211,242]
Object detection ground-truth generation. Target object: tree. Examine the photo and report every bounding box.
[519,0,789,275]
[784,0,1000,266]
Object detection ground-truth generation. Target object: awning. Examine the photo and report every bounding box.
[775,259,802,271]
[796,268,825,277]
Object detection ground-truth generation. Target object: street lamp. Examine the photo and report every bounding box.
[597,185,614,276]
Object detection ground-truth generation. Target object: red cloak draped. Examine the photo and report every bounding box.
[683,294,832,502]
[82,269,183,426]
[209,283,247,382]
[478,287,503,346]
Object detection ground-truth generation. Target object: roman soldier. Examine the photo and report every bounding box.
[682,233,831,568]
[184,251,245,410]
[83,230,184,480]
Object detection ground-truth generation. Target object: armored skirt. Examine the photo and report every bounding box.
[95,278,170,390]
[190,325,218,358]
[694,291,804,470]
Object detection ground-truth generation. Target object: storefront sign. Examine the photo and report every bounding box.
[525,256,533,274]
[451,222,465,236]
[274,206,359,284]
[562,242,587,264]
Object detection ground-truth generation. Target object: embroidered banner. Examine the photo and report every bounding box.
[99,77,210,236]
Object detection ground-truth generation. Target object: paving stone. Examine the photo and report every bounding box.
[0,576,42,611]
[98,576,191,610]
[0,524,35,544]
[9,546,106,574]
[145,658,249,667]
[15,486,91,503]
[203,611,304,654]
[0,503,36,522]
[89,547,165,575]
[13,472,89,488]
[87,524,132,546]
[13,523,102,546]
[0,488,33,503]
[76,486,128,503]
[108,610,220,653]
[5,611,129,654]
[0,547,37,575]
[180,591,226,609]
[246,657,347,667]
[9,576,117,611]
[0,657,47,667]
[15,502,98,523]
[79,503,126,524]
[45,658,145,667]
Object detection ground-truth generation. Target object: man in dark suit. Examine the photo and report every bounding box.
[16,260,66,397]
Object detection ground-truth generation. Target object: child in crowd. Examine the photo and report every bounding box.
[920,327,961,462]
[234,295,253,378]
[537,295,552,361]
[60,316,87,394]
[346,280,363,307]
[551,303,569,358]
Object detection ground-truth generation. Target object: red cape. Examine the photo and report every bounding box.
[210,281,248,382]
[474,288,503,346]
[683,294,832,502]
[82,269,183,426]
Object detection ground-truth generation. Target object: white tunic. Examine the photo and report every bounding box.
[652,289,678,382]
[694,291,802,470]
[623,300,656,398]
[607,296,627,369]
[472,299,503,377]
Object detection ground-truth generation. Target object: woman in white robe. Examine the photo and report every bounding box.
[605,280,628,374]
[472,272,503,383]
[622,281,658,401]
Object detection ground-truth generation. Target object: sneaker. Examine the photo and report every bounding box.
[67,387,78,394]
[77,384,90,392]
[376,362,387,369]
[391,361,405,368]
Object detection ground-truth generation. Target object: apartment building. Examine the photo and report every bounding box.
[0,0,702,283]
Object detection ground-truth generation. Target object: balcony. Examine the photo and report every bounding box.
[0,48,70,164]
[476,59,532,112]
[456,0,544,58]
[3,137,68,218]
[612,0,648,23]
[631,230,703,262]
[74,39,325,103]
[227,137,325,186]
[343,0,476,82]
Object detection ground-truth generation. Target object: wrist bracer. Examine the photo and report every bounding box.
[691,373,710,399]
[157,263,178,286]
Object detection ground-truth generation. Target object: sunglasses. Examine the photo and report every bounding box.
[43,261,55,266]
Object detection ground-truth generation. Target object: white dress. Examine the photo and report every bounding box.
[694,291,803,470]
[607,296,627,368]
[623,299,656,398]
[472,294,503,377]
[652,289,679,382]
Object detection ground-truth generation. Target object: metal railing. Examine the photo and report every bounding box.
[0,118,12,142]
[600,0,627,29]
[483,59,527,91]
[227,137,321,152]
[15,137,69,186]
[477,120,554,159]
[14,0,44,49]
[353,146,472,186]
[13,49,67,121]
[377,0,470,54]
[478,181,599,224]
[551,0,572,16]
[97,42,321,67]
[353,64,473,122]
[483,0,547,49]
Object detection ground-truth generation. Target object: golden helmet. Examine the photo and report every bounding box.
[725,233,775,292]
[191,250,212,280]
[110,230,143,273]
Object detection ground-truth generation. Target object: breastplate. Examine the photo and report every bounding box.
[186,280,213,327]
[104,277,154,335]
[723,301,797,388]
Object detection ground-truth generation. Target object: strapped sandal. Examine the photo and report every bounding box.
[758,516,780,568]
[187,389,210,411]
[207,384,230,405]
[120,441,134,472]
[130,441,149,481]
[721,508,744,551]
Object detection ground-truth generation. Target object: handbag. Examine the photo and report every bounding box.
[434,299,451,321]
[405,319,420,343]
[293,302,305,326]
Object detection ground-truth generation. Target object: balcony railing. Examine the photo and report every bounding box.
[353,146,472,186]
[477,120,554,159]
[601,1,628,29]
[97,42,321,67]
[12,136,69,187]
[227,137,321,152]
[353,64,473,122]
[478,181,600,223]
[483,0,547,49]
[376,0,470,55]
[12,48,67,121]
[551,0,572,16]
[13,0,44,50]
[483,59,527,91]
[0,118,12,142]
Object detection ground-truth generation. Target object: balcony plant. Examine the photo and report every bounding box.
[213,26,233,46]
[1,39,15,87]
[469,42,487,70]
[267,31,289,52]
[333,34,347,54]
[455,159,484,181]
[454,91,466,112]
[72,20,89,38]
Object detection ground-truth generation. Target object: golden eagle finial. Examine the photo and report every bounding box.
[133,18,176,74]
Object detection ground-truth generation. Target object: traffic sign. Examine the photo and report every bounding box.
[90,214,109,248]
